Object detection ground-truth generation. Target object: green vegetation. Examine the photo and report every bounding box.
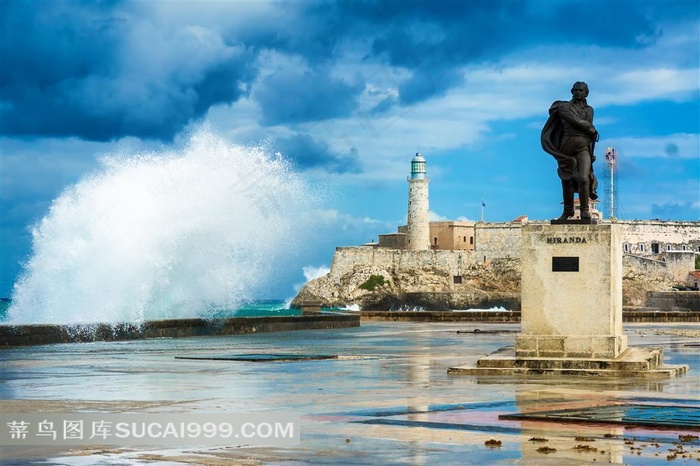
[359,274,386,291]
[696,254,700,270]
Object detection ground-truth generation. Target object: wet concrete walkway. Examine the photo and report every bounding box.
[0,321,698,465]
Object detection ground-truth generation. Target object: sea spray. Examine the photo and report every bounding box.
[285,264,331,307]
[302,265,330,282]
[9,129,316,324]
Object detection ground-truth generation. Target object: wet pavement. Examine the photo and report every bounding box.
[0,321,698,465]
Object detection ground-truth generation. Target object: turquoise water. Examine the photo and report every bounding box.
[208,300,300,318]
[0,299,306,323]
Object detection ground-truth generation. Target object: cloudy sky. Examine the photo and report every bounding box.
[1,0,699,299]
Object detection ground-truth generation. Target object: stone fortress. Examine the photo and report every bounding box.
[294,154,699,311]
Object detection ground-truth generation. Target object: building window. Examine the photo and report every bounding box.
[433,237,438,245]
[651,243,659,254]
[623,243,629,253]
[453,276,463,284]
[463,236,467,242]
[682,245,687,251]
[639,243,645,253]
[470,236,474,245]
[667,245,672,251]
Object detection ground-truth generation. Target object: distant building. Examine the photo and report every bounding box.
[688,271,700,289]
[428,221,475,251]
[571,198,602,220]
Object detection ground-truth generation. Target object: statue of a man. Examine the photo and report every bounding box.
[541,81,599,221]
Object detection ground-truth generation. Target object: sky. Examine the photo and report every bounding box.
[1,0,699,300]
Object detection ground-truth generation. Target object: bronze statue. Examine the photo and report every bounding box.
[541,81,599,221]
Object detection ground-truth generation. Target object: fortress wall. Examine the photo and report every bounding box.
[624,255,669,279]
[663,251,698,282]
[470,220,698,262]
[330,247,476,279]
[621,252,694,283]
[474,223,522,260]
[329,221,697,286]
[620,221,700,254]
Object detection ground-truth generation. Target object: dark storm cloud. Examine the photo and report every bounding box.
[274,133,361,174]
[232,1,349,64]
[255,68,364,126]
[0,1,256,141]
[1,0,694,141]
[338,0,687,105]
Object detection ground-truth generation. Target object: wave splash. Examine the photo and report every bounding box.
[9,129,315,324]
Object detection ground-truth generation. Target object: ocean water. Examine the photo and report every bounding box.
[0,298,303,322]
[7,128,320,325]
[200,299,301,318]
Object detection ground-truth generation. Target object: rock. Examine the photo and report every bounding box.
[291,254,522,310]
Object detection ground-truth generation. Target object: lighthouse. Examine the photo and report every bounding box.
[407,152,430,251]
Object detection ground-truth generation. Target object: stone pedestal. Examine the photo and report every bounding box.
[516,223,626,359]
[449,223,687,378]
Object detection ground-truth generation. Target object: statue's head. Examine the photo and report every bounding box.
[571,82,589,101]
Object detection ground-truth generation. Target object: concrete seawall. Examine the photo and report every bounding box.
[361,310,699,323]
[0,314,360,348]
[361,310,521,322]
[645,291,700,311]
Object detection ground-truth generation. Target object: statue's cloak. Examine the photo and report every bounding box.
[541,100,598,199]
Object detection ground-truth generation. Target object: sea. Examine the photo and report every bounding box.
[0,298,359,324]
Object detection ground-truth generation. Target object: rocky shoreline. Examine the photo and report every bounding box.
[292,253,694,311]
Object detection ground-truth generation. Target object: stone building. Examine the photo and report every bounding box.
[428,221,475,251]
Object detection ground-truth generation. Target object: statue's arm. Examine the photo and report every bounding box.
[560,103,597,137]
[559,103,593,130]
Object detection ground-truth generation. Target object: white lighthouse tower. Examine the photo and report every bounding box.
[407,152,430,251]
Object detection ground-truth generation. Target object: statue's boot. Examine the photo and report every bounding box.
[578,179,591,220]
[556,179,575,221]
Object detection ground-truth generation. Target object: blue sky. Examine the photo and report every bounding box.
[1,0,699,300]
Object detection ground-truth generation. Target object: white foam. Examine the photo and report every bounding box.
[9,128,316,324]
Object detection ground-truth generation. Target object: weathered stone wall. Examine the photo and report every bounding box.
[622,252,697,306]
[474,222,522,260]
[622,255,672,306]
[621,221,700,255]
[645,291,700,311]
[328,247,476,285]
[378,233,406,249]
[663,252,698,282]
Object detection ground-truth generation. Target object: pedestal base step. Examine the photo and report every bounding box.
[448,346,688,378]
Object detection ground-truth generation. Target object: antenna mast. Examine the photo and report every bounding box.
[604,147,616,220]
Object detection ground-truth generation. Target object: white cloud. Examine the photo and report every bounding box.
[601,133,699,159]
[429,210,450,221]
